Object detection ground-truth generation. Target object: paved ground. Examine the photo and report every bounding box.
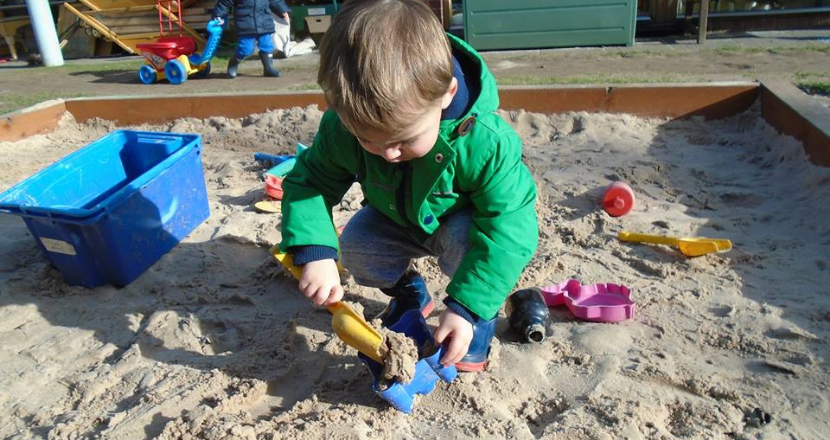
[1,29,829,115]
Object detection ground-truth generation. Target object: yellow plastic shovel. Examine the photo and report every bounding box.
[618,231,732,257]
[270,245,385,363]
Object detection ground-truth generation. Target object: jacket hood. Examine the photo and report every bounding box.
[440,34,500,137]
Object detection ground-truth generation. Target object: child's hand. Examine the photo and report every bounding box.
[299,259,344,306]
[434,309,474,367]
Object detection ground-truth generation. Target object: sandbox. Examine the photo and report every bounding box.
[0,83,828,440]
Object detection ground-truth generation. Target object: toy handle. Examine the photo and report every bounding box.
[326,302,384,363]
[618,231,679,247]
[254,152,292,164]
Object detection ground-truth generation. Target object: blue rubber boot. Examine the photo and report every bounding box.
[378,271,435,327]
[259,52,281,77]
[227,55,240,78]
[456,315,497,372]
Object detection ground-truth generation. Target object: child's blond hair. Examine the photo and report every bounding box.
[317,0,453,136]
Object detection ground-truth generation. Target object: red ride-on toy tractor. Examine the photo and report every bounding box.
[136,0,222,85]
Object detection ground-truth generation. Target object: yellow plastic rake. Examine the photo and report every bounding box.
[618,231,732,257]
[270,246,385,363]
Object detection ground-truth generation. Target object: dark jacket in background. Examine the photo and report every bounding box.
[213,0,290,35]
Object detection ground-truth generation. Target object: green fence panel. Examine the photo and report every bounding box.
[464,0,637,50]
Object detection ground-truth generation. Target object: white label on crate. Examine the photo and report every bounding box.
[41,238,77,256]
[308,7,325,15]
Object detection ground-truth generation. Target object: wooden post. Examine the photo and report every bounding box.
[698,0,709,44]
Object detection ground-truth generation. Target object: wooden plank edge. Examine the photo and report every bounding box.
[499,82,760,120]
[64,92,329,126]
[0,101,67,142]
[0,83,768,146]
[760,81,830,167]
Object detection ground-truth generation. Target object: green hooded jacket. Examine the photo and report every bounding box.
[280,35,539,319]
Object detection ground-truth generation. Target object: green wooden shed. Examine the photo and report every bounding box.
[464,0,638,50]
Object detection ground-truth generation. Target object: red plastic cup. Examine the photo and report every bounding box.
[601,181,635,217]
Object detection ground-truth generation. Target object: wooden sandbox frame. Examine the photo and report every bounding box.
[1,81,828,167]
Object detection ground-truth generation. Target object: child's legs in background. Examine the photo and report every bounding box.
[237,34,275,58]
[339,207,473,287]
[255,33,275,54]
[235,36,257,58]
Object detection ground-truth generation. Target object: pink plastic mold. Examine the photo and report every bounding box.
[540,279,635,323]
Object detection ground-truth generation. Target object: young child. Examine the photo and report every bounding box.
[280,0,538,372]
[212,0,290,78]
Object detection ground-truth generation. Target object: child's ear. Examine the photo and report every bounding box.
[440,77,458,110]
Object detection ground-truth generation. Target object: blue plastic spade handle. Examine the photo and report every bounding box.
[260,144,308,177]
[254,152,293,165]
[189,19,223,65]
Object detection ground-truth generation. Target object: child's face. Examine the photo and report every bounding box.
[353,79,458,164]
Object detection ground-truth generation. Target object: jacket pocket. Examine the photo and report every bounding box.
[362,177,404,224]
[367,179,396,192]
[431,190,457,198]
[426,181,461,219]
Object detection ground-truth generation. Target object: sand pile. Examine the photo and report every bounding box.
[377,327,419,385]
[1,104,829,440]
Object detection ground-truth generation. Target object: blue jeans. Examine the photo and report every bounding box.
[339,207,472,289]
[236,33,274,58]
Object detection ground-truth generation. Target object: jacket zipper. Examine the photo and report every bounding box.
[397,163,412,227]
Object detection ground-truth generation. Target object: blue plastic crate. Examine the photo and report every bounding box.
[0,130,210,287]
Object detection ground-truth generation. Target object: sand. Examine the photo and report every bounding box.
[377,326,419,386]
[1,104,829,440]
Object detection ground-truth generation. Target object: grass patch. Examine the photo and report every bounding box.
[804,44,830,53]
[497,74,682,86]
[501,54,533,62]
[44,55,240,74]
[38,55,302,78]
[712,46,772,54]
[711,44,830,55]
[798,81,830,96]
[207,55,230,69]
[611,49,667,58]
[289,83,321,91]
[0,91,87,115]
[795,71,830,81]
[53,59,144,74]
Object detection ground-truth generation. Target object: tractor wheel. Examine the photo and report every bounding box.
[164,59,188,85]
[138,64,157,85]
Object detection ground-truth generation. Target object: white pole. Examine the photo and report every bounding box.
[25,0,64,67]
